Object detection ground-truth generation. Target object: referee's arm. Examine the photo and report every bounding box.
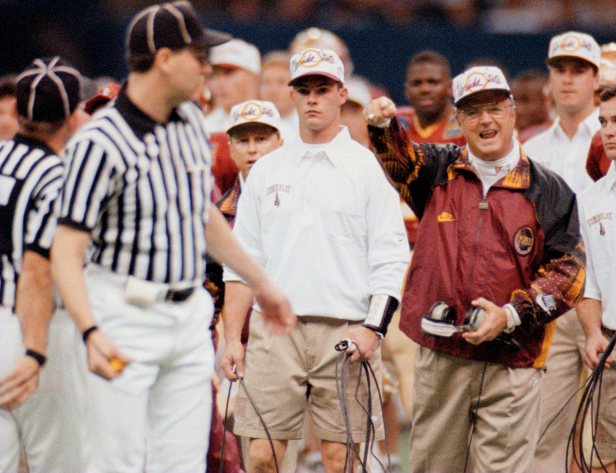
[205,205,295,335]
[0,252,54,409]
[51,225,130,380]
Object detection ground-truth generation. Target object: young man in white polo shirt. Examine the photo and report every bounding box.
[577,85,616,473]
[222,48,410,472]
[523,31,601,472]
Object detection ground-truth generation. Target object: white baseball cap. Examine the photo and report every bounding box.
[209,39,261,75]
[226,100,281,134]
[288,48,345,86]
[547,31,600,69]
[452,66,511,108]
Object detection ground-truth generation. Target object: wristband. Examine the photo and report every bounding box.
[82,325,99,344]
[25,349,47,367]
[502,305,516,334]
[363,294,399,337]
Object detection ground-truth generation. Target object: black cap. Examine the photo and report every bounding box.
[16,56,82,123]
[126,1,231,55]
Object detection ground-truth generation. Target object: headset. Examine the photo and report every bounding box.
[421,300,520,350]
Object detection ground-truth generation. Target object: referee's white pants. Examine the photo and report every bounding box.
[0,307,87,473]
[83,265,214,473]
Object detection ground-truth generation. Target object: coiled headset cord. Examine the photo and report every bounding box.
[220,368,280,473]
[335,339,390,473]
[566,330,616,473]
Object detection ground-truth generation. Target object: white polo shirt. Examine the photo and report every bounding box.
[224,127,410,320]
[524,109,599,193]
[578,161,616,329]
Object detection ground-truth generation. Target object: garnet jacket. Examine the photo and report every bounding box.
[370,119,585,368]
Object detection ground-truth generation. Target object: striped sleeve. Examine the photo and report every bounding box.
[24,161,64,258]
[59,138,118,231]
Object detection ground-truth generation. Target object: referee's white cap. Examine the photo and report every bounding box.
[547,31,600,70]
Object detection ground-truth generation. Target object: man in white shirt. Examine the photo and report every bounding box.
[523,30,601,472]
[577,84,616,473]
[221,48,410,473]
[205,39,261,133]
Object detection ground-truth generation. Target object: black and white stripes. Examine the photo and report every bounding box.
[0,136,64,307]
[58,89,212,284]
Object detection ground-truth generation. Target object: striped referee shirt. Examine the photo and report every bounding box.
[0,135,64,308]
[58,89,212,285]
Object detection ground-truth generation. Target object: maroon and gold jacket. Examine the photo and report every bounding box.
[370,119,585,368]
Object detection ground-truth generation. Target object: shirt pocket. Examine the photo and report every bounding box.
[322,196,364,244]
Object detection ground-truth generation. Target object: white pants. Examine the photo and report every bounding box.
[83,266,214,473]
[0,308,86,473]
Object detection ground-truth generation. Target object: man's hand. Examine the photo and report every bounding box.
[86,330,131,380]
[0,356,40,410]
[221,339,246,380]
[363,97,397,128]
[344,326,380,363]
[462,297,507,345]
[583,332,612,369]
[253,281,296,335]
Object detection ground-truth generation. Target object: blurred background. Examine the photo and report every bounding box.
[1,0,615,109]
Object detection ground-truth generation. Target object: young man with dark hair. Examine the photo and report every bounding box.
[50,2,294,472]
[0,56,85,473]
[397,50,465,146]
[523,31,601,472]
[576,84,616,473]
[222,48,410,473]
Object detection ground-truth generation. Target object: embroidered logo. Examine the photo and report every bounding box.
[266,183,291,207]
[587,212,611,237]
[514,226,534,255]
[536,294,557,314]
[437,211,455,223]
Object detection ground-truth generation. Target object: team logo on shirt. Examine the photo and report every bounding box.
[587,212,612,237]
[266,183,291,207]
[513,226,534,255]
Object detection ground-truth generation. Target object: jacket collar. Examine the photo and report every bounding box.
[451,145,532,190]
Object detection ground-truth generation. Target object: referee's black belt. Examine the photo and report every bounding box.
[165,287,195,303]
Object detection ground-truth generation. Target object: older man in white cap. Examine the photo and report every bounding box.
[364,65,585,472]
[221,48,410,473]
[205,38,261,132]
[523,31,601,472]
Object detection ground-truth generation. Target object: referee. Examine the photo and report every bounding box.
[51,2,294,472]
[0,57,85,473]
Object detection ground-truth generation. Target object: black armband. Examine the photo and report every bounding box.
[25,349,47,367]
[363,294,399,337]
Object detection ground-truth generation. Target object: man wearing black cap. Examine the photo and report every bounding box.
[0,56,85,473]
[51,2,294,472]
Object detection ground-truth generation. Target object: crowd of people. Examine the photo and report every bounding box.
[2,1,616,473]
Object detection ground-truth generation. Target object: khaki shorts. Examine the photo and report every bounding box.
[233,312,383,443]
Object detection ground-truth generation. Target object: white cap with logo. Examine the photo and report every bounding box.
[288,48,345,86]
[226,100,281,134]
[209,39,261,75]
[547,31,600,69]
[452,66,511,108]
